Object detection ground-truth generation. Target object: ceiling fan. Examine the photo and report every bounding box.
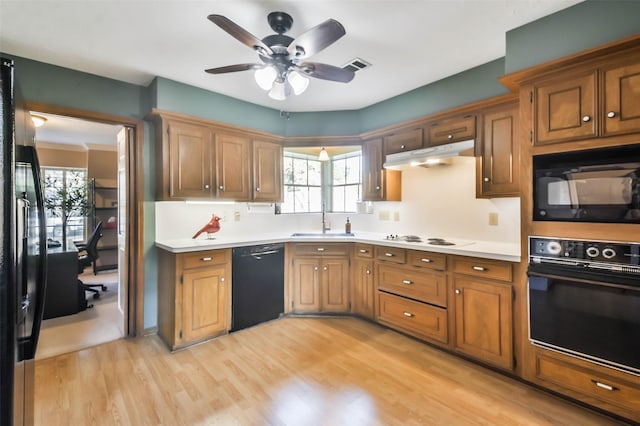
[205,12,355,100]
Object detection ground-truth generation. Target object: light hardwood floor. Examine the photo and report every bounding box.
[34,317,627,425]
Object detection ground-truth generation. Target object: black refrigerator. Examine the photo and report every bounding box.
[1,57,47,426]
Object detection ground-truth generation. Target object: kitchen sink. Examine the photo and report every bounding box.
[290,232,355,237]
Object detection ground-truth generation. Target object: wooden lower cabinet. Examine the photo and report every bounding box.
[352,258,375,319]
[377,292,448,343]
[157,248,230,350]
[453,277,513,370]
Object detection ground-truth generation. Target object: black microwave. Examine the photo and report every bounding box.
[533,145,640,223]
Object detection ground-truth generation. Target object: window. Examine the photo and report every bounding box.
[42,167,88,242]
[282,148,361,213]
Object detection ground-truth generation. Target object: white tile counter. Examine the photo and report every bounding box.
[156,231,521,262]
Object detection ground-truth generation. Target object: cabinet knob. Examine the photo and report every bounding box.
[400,144,406,149]
[455,289,461,294]
[221,277,225,282]
[314,266,319,271]
[204,184,210,189]
[582,115,591,122]
[483,177,490,182]
[366,269,371,275]
[607,111,617,118]
[447,134,453,139]
[219,186,224,190]
[376,186,380,190]
[403,311,414,317]
[256,187,261,192]
[323,266,328,271]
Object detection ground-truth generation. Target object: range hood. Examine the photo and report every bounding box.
[383,139,475,170]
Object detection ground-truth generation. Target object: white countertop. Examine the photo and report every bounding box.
[156,231,521,262]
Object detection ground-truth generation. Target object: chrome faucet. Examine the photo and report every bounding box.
[321,202,330,233]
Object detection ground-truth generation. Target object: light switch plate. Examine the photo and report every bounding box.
[489,212,499,226]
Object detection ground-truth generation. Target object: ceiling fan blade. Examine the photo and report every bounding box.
[208,14,274,56]
[205,64,262,74]
[299,62,355,83]
[287,19,346,59]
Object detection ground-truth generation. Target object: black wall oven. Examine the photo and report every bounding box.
[533,144,640,223]
[528,237,640,375]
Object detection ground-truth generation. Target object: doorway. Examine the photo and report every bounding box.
[27,102,144,358]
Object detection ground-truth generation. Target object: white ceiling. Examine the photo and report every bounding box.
[1,0,583,115]
[32,112,122,148]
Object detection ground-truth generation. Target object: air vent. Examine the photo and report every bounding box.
[342,58,371,73]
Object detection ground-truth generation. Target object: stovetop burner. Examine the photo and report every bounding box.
[384,234,422,243]
[427,238,455,246]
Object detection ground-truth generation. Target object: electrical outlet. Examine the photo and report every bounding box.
[234,211,240,221]
[489,212,499,226]
[393,211,400,221]
[378,210,390,221]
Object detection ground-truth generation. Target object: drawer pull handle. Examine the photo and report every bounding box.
[403,311,414,317]
[592,380,617,391]
[317,248,325,252]
[201,257,213,262]
[385,253,395,257]
[359,249,368,253]
[472,266,487,271]
[402,280,413,285]
[421,258,432,263]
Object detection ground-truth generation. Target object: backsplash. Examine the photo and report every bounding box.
[155,157,520,243]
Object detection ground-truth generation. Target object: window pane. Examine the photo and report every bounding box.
[293,158,308,185]
[308,160,322,186]
[309,187,322,212]
[346,156,361,184]
[284,156,294,185]
[345,185,360,212]
[333,186,345,212]
[333,158,346,185]
[282,186,295,213]
[294,186,309,212]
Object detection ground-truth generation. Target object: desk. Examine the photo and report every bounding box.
[43,244,84,319]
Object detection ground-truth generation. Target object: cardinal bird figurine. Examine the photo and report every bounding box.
[192,214,221,239]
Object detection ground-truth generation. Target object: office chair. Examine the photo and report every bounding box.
[78,221,108,299]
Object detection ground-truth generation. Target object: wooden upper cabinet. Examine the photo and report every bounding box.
[478,102,520,198]
[215,132,251,200]
[602,62,640,136]
[362,138,401,202]
[427,115,476,146]
[383,128,423,155]
[252,139,282,202]
[167,119,214,199]
[535,72,597,145]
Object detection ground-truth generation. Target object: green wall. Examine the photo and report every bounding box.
[3,0,640,331]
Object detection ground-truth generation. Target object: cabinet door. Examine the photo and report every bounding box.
[362,138,401,202]
[479,103,520,197]
[352,259,374,319]
[215,133,251,200]
[252,139,282,202]
[383,128,423,155]
[427,115,476,146]
[168,120,213,198]
[291,258,321,313]
[535,72,597,145]
[603,62,640,136]
[453,277,513,370]
[321,258,350,312]
[181,265,228,344]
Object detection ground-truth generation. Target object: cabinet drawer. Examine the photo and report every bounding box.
[292,243,350,256]
[355,243,374,259]
[428,115,476,146]
[377,292,448,344]
[535,353,640,414]
[181,249,230,269]
[378,264,447,307]
[451,257,512,282]
[375,246,406,264]
[383,128,423,155]
[408,250,446,271]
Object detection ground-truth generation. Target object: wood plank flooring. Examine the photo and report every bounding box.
[34,317,627,425]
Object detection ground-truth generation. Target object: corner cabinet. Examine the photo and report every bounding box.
[451,256,513,371]
[151,111,283,202]
[477,101,520,197]
[361,138,401,201]
[157,248,230,350]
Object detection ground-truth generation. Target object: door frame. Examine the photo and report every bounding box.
[26,101,144,337]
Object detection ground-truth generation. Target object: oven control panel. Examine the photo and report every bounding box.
[529,237,640,265]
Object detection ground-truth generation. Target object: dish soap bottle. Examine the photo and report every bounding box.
[345,217,351,234]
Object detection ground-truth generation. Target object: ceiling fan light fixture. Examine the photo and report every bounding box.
[268,80,287,101]
[254,66,278,91]
[288,71,309,95]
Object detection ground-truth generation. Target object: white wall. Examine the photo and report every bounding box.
[156,157,520,244]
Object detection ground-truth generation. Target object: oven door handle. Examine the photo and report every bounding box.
[528,263,640,291]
